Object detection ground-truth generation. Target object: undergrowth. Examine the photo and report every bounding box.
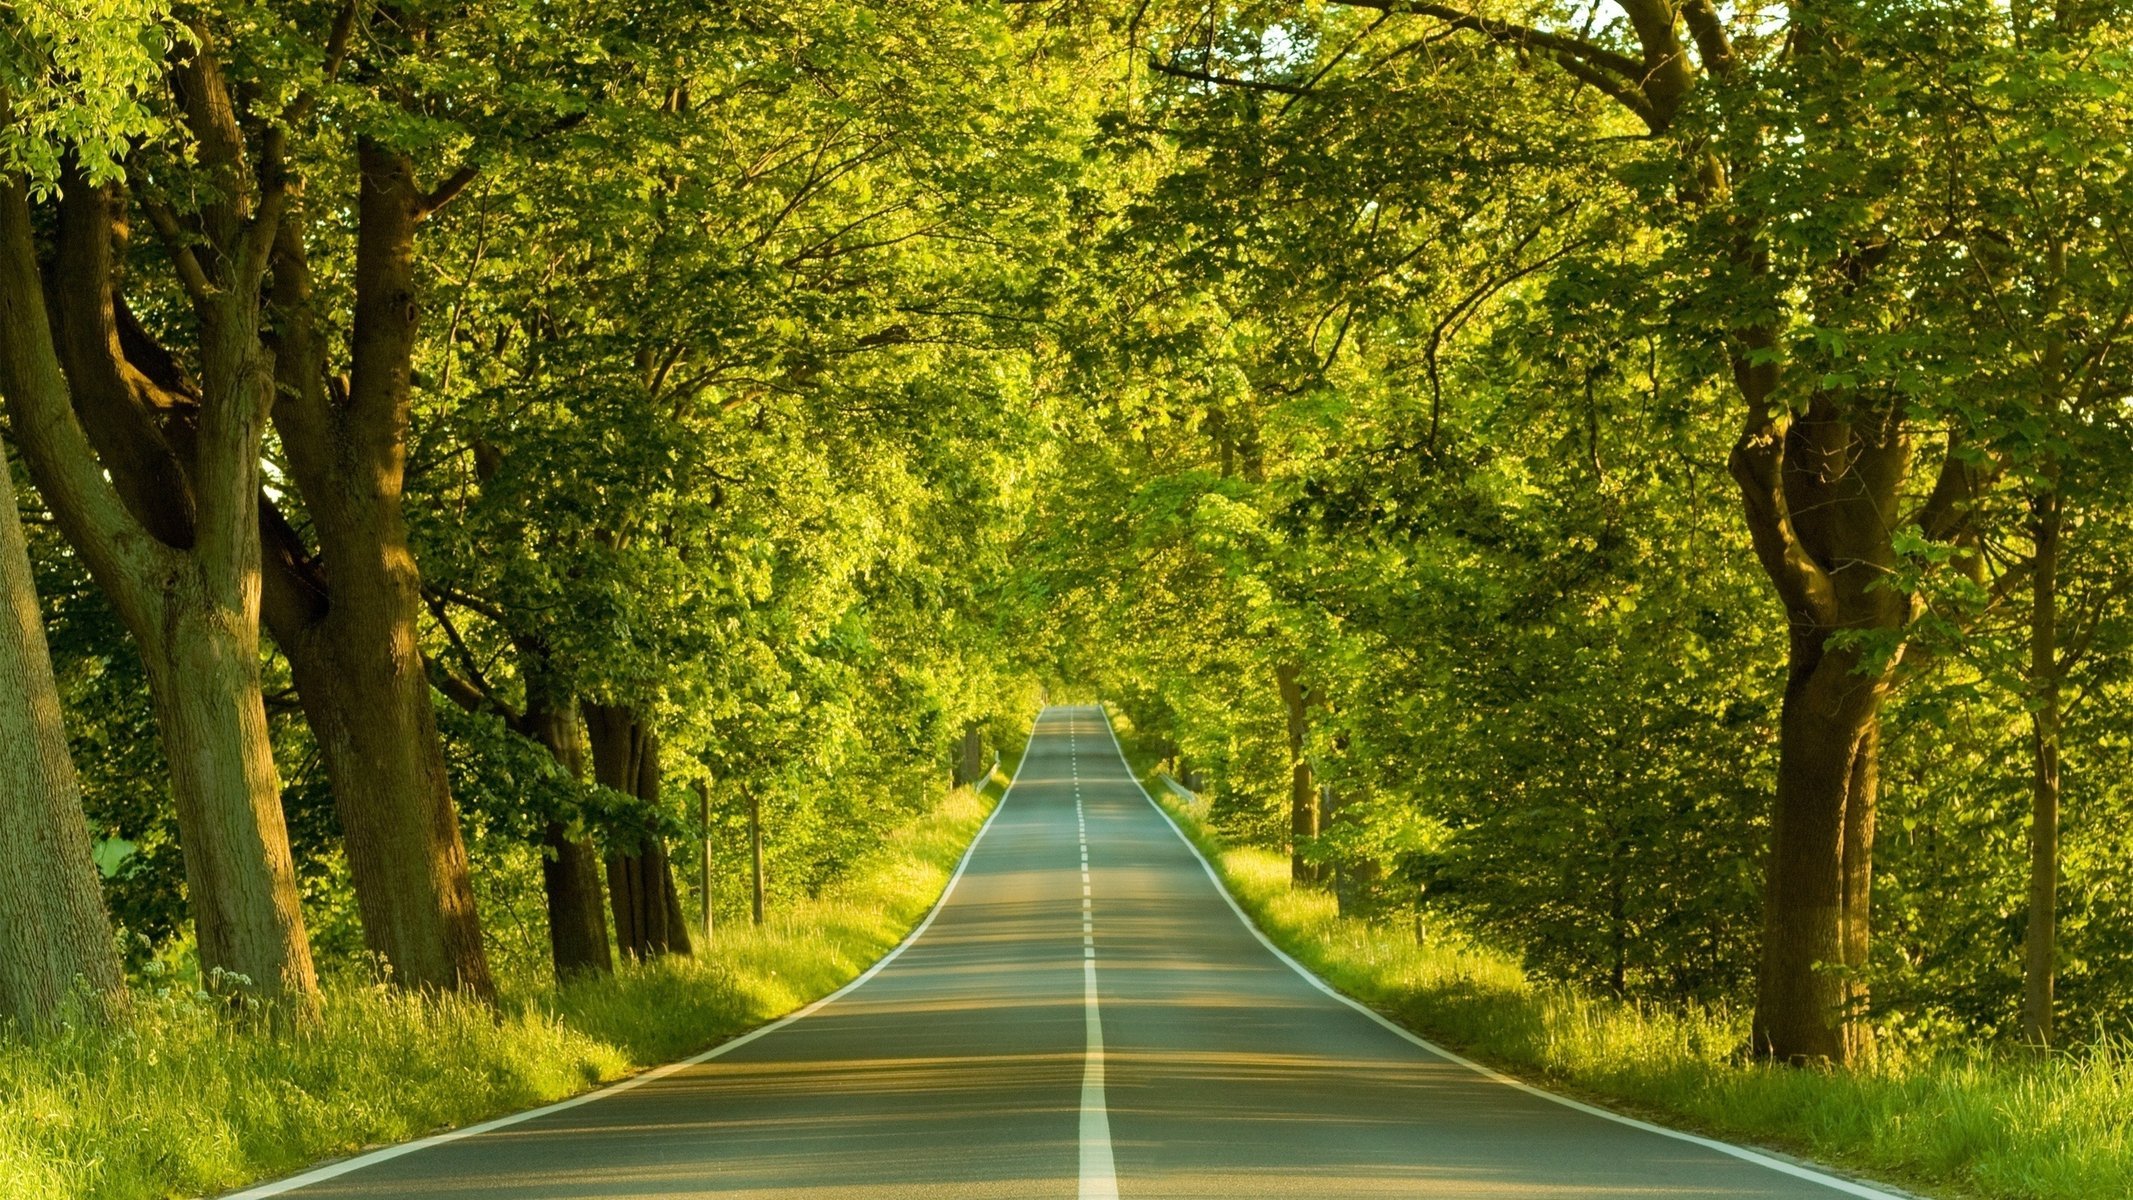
[0,782,997,1200]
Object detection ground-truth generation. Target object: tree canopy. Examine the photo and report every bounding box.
[3,0,2132,1065]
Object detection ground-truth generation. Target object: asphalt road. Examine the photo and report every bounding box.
[233,705,1905,1200]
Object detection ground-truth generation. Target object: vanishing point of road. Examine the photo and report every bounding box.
[230,705,1907,1199]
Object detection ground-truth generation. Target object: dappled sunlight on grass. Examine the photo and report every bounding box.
[0,789,993,1200]
[1156,791,2133,1200]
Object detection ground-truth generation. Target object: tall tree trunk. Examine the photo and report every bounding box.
[957,721,985,787]
[277,628,491,995]
[522,681,612,982]
[2023,483,2062,1047]
[0,172,319,1009]
[661,845,691,951]
[1276,662,1318,885]
[539,820,611,981]
[142,592,319,1002]
[0,442,127,1030]
[1748,628,1888,1063]
[584,703,691,960]
[260,144,492,998]
[1730,375,1919,1064]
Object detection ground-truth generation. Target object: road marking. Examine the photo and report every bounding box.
[1079,955,1117,1198]
[1074,711,1120,1200]
[1091,705,1910,1200]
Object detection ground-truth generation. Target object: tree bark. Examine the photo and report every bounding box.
[522,681,613,982]
[540,819,611,981]
[275,618,492,994]
[143,587,319,1002]
[1752,656,1882,1063]
[1276,662,1319,884]
[2022,484,2062,1047]
[957,721,986,787]
[661,846,691,951]
[584,702,692,960]
[0,440,127,1031]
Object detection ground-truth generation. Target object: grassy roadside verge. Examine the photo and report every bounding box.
[1138,772,2132,1200]
[0,780,1001,1200]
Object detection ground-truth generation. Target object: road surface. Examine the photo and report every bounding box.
[233,705,1904,1199]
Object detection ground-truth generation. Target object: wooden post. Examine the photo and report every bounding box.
[696,780,714,946]
[748,787,766,926]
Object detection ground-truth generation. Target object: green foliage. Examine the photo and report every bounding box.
[0,0,174,187]
[1031,0,2133,1050]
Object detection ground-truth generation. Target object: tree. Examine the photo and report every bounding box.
[1102,0,2075,1063]
[0,9,318,1006]
[0,440,126,1031]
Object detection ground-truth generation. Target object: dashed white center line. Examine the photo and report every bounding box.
[1071,714,1117,1200]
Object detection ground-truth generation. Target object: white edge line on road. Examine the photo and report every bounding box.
[219,715,1040,1200]
[1093,702,1912,1200]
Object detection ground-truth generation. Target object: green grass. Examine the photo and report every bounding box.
[1148,783,2133,1200]
[0,784,996,1200]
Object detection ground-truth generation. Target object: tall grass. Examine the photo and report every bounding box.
[0,785,995,1200]
[1153,786,2133,1200]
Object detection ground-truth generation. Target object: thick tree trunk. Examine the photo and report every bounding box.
[261,144,492,998]
[662,845,692,949]
[2023,486,2062,1047]
[584,703,692,960]
[523,685,612,982]
[957,721,986,787]
[602,837,684,961]
[279,616,491,995]
[0,173,318,1009]
[540,820,611,981]
[1276,662,1318,884]
[1749,632,1886,1063]
[1729,372,1918,1064]
[141,587,319,1002]
[605,844,651,958]
[0,444,127,1030]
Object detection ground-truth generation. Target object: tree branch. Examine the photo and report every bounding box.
[414,164,482,222]
[1149,58,1314,96]
[1728,393,1840,625]
[1325,0,1646,81]
[1679,0,1736,75]
[1551,50,1656,124]
[132,195,214,306]
[0,177,173,623]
